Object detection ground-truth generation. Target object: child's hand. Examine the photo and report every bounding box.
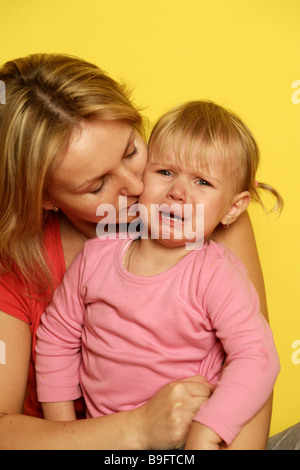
[184,422,222,450]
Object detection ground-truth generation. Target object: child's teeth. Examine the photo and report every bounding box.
[161,211,182,222]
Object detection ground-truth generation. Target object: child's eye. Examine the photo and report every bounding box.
[196,178,210,186]
[158,169,173,177]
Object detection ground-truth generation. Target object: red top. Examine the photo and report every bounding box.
[0,214,85,418]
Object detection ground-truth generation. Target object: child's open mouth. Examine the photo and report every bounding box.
[159,209,184,224]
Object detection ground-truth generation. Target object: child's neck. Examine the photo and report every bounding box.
[124,237,192,276]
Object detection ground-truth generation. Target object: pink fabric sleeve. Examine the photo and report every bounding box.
[35,250,86,403]
[194,251,280,445]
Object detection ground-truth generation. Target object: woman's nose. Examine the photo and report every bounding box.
[120,169,144,197]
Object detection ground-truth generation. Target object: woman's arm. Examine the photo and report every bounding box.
[212,211,273,449]
[221,397,273,450]
[0,311,212,449]
[0,312,31,415]
[212,211,268,320]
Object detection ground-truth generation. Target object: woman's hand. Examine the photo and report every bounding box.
[131,375,214,450]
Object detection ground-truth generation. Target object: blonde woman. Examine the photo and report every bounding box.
[0,54,272,449]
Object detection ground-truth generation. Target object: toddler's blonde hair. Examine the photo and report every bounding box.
[149,100,283,213]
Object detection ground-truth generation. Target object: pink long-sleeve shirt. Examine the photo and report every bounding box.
[36,238,280,445]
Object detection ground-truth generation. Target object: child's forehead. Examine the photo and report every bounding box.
[149,126,245,173]
[149,137,228,172]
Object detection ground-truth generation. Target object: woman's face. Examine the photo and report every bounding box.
[44,119,147,236]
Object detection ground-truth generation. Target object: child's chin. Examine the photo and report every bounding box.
[155,237,193,249]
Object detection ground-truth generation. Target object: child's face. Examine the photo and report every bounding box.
[138,143,237,248]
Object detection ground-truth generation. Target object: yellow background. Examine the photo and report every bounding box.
[1,0,299,437]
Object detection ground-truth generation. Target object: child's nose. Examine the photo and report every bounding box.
[166,181,186,203]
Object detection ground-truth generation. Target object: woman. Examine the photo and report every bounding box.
[0,53,272,449]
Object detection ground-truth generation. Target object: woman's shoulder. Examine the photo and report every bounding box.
[0,265,35,325]
[0,213,65,325]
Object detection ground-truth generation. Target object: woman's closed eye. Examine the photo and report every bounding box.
[124,145,138,160]
[90,178,106,195]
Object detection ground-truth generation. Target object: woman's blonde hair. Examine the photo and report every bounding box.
[0,53,144,287]
[149,100,283,213]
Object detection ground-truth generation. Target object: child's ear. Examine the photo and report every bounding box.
[221,191,251,227]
